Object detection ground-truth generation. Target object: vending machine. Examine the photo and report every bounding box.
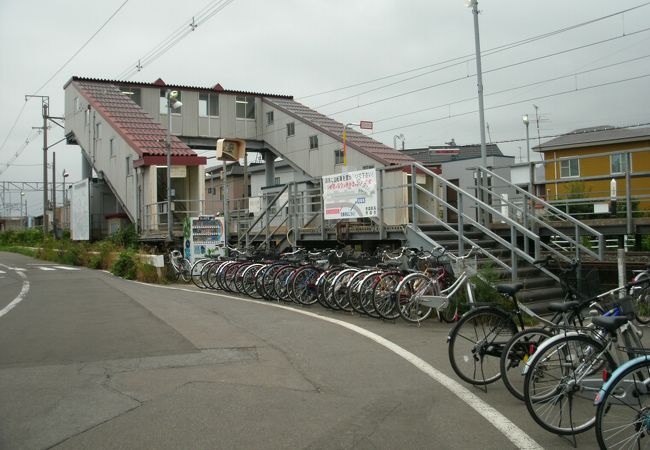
[183,215,225,263]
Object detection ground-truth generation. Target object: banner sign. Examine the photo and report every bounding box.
[322,169,378,219]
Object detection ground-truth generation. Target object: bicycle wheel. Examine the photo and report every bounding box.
[395,273,437,324]
[523,333,616,435]
[500,327,553,401]
[332,269,357,312]
[631,272,650,324]
[347,270,374,315]
[595,357,650,449]
[447,307,518,385]
[190,259,209,288]
[179,259,192,283]
[292,266,321,306]
[359,272,382,319]
[242,264,263,299]
[372,273,401,320]
[273,265,295,303]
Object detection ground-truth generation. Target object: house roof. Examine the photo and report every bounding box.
[65,76,293,100]
[534,125,650,152]
[71,79,206,166]
[263,97,415,166]
[399,144,506,165]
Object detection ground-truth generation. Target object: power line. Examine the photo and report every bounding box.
[300,2,650,101]
[373,53,650,125]
[0,98,29,155]
[117,0,237,80]
[33,0,131,95]
[369,73,650,138]
[326,26,650,116]
[0,130,43,176]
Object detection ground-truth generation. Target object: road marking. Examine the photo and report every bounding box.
[53,266,80,271]
[0,264,30,319]
[37,267,56,271]
[0,270,5,274]
[140,282,542,450]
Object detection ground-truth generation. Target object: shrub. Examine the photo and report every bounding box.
[136,262,160,283]
[91,241,118,270]
[109,224,139,250]
[111,251,137,280]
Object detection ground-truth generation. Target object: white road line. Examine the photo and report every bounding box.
[0,264,30,318]
[37,267,56,271]
[53,266,80,271]
[139,282,542,450]
[0,270,5,274]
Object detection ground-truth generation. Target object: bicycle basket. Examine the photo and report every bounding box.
[567,267,601,300]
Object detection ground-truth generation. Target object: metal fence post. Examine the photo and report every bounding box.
[319,182,326,241]
[510,226,518,282]
[457,194,464,256]
[411,164,418,227]
[378,169,385,240]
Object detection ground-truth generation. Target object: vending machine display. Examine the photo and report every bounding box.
[184,215,225,262]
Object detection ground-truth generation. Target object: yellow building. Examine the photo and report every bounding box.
[535,126,650,211]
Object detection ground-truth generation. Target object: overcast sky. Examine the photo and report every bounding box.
[1,0,649,216]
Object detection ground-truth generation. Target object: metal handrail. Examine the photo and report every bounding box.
[237,184,289,246]
[476,166,604,260]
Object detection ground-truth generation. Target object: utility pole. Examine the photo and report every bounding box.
[52,151,57,237]
[26,95,50,234]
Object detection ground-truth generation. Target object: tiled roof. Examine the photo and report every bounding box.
[400,144,506,165]
[66,76,293,100]
[73,80,199,159]
[535,125,650,151]
[263,98,415,166]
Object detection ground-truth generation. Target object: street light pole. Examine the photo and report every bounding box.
[165,90,183,242]
[62,170,69,230]
[21,191,25,229]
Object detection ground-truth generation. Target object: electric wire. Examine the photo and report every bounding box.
[0,99,29,155]
[0,130,43,177]
[117,0,237,80]
[301,2,650,101]
[326,26,650,116]
[372,53,650,125]
[32,0,131,95]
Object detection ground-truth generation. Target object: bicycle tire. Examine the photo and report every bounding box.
[359,273,382,318]
[242,264,264,299]
[523,333,616,435]
[347,269,375,315]
[500,327,553,401]
[595,356,650,449]
[632,272,650,324]
[190,259,209,289]
[273,265,296,303]
[372,272,401,320]
[332,269,357,312]
[179,259,192,283]
[291,266,321,306]
[447,307,518,385]
[395,273,437,324]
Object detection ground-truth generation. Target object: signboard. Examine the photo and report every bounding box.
[359,121,373,130]
[170,166,187,178]
[71,179,90,240]
[429,148,460,155]
[322,168,378,219]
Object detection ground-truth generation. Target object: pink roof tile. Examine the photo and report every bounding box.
[262,98,414,166]
[73,80,201,161]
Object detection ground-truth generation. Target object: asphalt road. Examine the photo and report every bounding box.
[0,251,602,449]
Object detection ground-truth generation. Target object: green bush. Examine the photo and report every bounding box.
[111,251,137,280]
[137,262,160,283]
[109,224,139,250]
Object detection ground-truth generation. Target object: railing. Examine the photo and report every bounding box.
[387,162,543,281]
[142,199,205,234]
[475,166,605,262]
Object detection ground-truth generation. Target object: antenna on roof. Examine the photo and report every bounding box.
[445,138,456,146]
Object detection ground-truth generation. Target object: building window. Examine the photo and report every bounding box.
[199,93,219,117]
[287,122,295,137]
[219,186,224,200]
[120,87,141,106]
[235,95,255,119]
[274,177,281,185]
[110,138,115,157]
[611,153,629,174]
[125,155,132,176]
[266,111,274,125]
[74,97,80,112]
[362,165,374,170]
[334,149,344,165]
[309,135,318,149]
[560,158,579,178]
[160,90,182,114]
[207,187,212,194]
